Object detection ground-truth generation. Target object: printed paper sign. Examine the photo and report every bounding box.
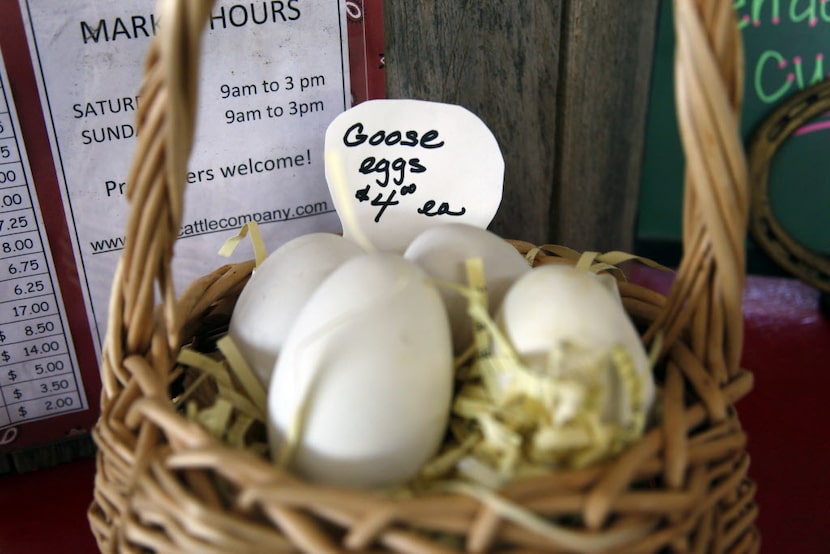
[0,50,87,427]
[324,99,504,252]
[21,0,352,348]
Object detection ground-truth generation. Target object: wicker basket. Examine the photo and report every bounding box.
[88,0,759,551]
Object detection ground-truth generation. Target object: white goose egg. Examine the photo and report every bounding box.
[228,233,363,386]
[404,223,530,352]
[497,264,655,425]
[268,253,453,489]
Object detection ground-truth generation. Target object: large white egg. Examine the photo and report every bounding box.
[268,253,453,489]
[403,223,530,353]
[228,233,363,385]
[497,264,655,425]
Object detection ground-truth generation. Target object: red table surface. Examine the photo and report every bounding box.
[1,271,828,553]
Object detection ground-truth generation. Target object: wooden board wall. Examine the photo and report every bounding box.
[383,0,660,251]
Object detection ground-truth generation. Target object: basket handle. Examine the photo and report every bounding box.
[102,0,215,392]
[644,0,749,384]
[104,0,749,394]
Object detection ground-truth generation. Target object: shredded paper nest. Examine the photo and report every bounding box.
[173,225,663,498]
[417,258,652,490]
[176,336,269,455]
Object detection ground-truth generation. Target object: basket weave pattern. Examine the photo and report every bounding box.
[88,0,759,551]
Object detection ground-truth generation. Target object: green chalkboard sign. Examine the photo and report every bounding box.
[639,0,830,265]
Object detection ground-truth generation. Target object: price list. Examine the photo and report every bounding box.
[0,51,86,427]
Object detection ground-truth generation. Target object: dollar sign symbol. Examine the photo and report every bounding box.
[7,369,16,381]
[0,330,6,343]
[1,351,10,362]
[17,406,27,418]
[12,388,21,400]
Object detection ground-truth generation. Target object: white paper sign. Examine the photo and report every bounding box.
[0,50,87,426]
[21,0,351,348]
[324,99,504,252]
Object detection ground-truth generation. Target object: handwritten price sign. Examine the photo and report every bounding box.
[324,99,504,252]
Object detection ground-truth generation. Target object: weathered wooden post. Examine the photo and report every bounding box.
[384,1,660,251]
